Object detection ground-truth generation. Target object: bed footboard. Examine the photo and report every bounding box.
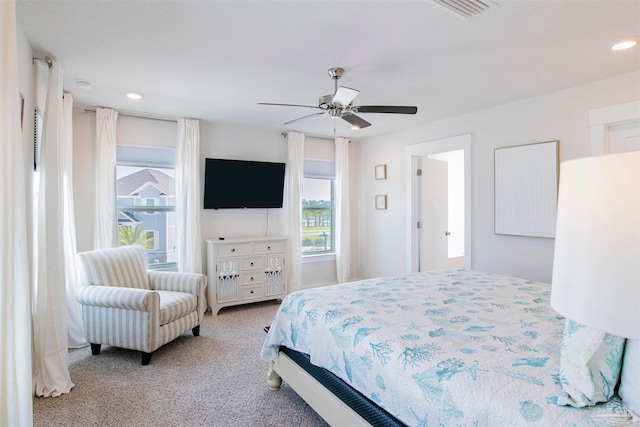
[266,350,371,427]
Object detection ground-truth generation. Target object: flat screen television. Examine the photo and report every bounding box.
[204,158,286,209]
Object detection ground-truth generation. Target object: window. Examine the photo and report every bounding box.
[302,160,335,255]
[116,146,176,269]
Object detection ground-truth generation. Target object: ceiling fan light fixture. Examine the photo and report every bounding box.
[332,86,360,107]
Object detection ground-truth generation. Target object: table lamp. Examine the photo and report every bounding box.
[551,151,639,414]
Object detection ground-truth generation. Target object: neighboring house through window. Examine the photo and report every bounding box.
[116,145,176,269]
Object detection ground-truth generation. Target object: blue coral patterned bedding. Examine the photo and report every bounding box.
[261,269,630,426]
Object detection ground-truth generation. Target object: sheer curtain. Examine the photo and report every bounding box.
[284,131,305,292]
[0,1,34,423]
[335,137,351,283]
[175,118,202,273]
[62,93,86,348]
[32,59,74,397]
[94,107,118,249]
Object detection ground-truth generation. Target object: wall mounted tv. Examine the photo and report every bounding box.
[204,158,286,209]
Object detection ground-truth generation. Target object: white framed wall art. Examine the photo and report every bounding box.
[494,140,559,238]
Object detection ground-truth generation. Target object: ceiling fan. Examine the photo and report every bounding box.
[258,67,417,130]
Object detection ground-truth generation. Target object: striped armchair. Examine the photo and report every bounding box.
[76,245,207,365]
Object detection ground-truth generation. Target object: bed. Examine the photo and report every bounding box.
[261,269,637,426]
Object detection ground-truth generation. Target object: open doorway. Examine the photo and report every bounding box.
[405,134,471,272]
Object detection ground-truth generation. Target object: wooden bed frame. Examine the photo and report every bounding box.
[266,350,372,427]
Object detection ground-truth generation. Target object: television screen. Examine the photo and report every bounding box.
[204,158,286,209]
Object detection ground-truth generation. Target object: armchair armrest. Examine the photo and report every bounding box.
[76,285,159,312]
[148,271,207,295]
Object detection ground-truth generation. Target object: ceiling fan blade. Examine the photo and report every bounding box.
[258,102,323,110]
[284,112,326,125]
[332,86,360,107]
[341,113,372,129]
[355,106,418,114]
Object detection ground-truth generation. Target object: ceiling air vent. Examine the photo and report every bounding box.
[427,0,498,21]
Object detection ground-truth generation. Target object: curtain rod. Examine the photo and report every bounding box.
[83,108,178,124]
[281,132,350,142]
[33,56,53,68]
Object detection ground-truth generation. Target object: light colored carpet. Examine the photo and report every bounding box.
[33,300,328,427]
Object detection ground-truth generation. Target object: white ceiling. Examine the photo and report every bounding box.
[16,0,640,139]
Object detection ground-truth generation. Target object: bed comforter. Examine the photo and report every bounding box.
[262,269,633,426]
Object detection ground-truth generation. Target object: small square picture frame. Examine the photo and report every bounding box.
[374,164,387,180]
[375,194,387,210]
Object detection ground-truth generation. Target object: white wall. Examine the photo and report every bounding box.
[71,71,639,286]
[356,71,640,283]
[72,114,358,287]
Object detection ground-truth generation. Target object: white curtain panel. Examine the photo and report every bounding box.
[175,118,202,273]
[61,93,86,348]
[94,107,118,249]
[0,1,34,423]
[284,131,305,292]
[335,137,351,283]
[33,60,74,397]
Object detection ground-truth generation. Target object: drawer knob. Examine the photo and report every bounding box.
[250,290,254,294]
[267,246,271,250]
[231,248,235,252]
[250,262,254,266]
[251,277,255,281]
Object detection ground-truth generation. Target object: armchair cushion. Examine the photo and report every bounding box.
[157,291,197,326]
[77,245,150,290]
[148,270,207,323]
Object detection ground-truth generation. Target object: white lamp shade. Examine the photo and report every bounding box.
[551,151,640,339]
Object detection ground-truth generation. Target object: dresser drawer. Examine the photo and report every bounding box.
[240,272,263,286]
[241,284,264,300]
[254,240,284,254]
[241,257,262,270]
[217,243,251,257]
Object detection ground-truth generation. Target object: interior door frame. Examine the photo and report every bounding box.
[589,100,640,155]
[405,134,471,273]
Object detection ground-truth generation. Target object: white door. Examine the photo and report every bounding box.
[419,157,448,271]
[609,120,640,153]
[406,133,471,273]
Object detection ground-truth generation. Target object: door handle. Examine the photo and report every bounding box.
[445,231,451,236]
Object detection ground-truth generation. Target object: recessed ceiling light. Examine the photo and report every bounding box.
[611,37,639,51]
[75,79,94,90]
[125,91,144,100]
